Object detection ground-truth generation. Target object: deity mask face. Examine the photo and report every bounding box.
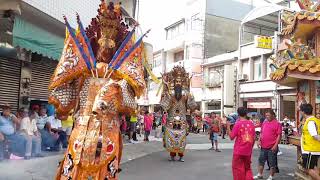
[162,66,191,101]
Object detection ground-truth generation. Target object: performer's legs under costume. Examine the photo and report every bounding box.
[170,152,184,162]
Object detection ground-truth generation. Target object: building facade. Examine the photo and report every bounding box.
[145,0,253,112]
[202,51,238,116]
[202,3,296,120]
[238,4,296,120]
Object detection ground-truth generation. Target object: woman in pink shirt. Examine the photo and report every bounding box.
[144,111,153,141]
[227,107,255,180]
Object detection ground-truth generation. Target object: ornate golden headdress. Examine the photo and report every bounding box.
[86,0,128,63]
[162,66,191,92]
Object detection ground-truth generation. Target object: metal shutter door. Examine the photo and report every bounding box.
[0,57,21,111]
[30,59,57,101]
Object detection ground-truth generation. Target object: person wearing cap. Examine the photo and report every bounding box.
[31,105,40,119]
[0,104,26,160]
[19,109,43,159]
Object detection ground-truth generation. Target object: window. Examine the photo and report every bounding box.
[174,50,184,62]
[153,54,162,68]
[242,60,249,75]
[253,59,262,80]
[266,57,274,79]
[166,21,185,40]
[208,67,223,86]
[191,13,202,31]
[185,45,190,60]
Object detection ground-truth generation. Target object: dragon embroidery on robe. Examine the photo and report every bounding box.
[48,1,148,179]
[160,66,197,157]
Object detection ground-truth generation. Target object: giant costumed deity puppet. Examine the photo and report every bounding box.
[160,66,197,162]
[47,1,155,179]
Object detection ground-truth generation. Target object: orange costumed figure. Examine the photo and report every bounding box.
[48,1,149,179]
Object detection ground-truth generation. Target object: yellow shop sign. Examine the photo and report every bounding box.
[254,35,273,49]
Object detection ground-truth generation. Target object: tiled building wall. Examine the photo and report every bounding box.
[22,0,135,27]
[23,0,101,27]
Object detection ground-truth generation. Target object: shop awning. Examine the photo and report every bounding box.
[13,16,64,60]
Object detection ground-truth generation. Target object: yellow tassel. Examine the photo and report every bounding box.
[156,83,163,96]
[76,26,80,35]
[64,27,69,43]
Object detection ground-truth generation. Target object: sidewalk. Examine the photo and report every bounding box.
[0,135,163,180]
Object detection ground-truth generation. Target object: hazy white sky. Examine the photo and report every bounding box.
[137,0,187,51]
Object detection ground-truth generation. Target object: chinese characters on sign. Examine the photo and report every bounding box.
[254,35,273,49]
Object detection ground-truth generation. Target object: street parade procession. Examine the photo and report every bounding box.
[5,0,320,180]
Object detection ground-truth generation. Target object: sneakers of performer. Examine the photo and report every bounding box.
[266,175,274,180]
[178,157,185,162]
[253,174,263,179]
[10,154,24,160]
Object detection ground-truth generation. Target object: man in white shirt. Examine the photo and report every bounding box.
[47,114,68,148]
[48,115,62,130]
[19,109,43,159]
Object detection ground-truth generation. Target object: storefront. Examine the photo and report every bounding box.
[0,54,21,111]
[30,54,58,102]
[239,79,295,120]
[0,2,65,111]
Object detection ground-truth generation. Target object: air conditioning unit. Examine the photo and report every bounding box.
[238,74,248,81]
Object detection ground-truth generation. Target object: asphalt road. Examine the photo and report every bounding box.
[120,146,297,180]
[0,132,297,180]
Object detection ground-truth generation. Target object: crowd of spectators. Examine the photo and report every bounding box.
[0,103,72,161]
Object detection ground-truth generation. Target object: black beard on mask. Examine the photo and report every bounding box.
[174,85,182,101]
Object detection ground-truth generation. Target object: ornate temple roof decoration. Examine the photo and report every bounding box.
[269,38,320,81]
[270,1,320,83]
[282,0,320,36]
